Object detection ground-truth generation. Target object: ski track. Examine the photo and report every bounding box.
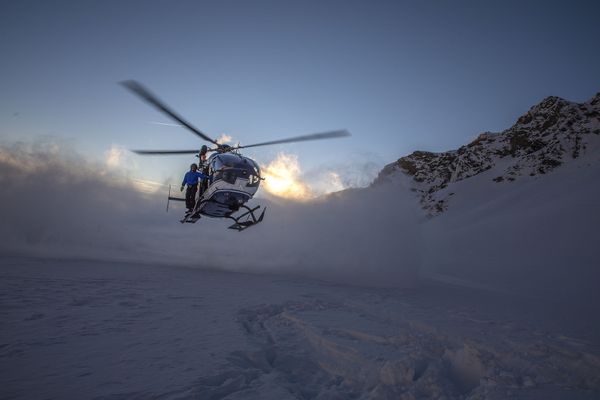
[1,256,599,400]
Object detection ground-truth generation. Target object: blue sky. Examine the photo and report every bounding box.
[1,0,599,186]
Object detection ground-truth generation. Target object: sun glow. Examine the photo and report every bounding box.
[261,153,313,201]
[132,179,164,194]
[105,145,126,169]
[216,133,233,144]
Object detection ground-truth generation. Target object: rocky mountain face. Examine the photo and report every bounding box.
[375,92,600,214]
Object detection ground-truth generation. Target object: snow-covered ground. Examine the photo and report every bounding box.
[1,138,600,399]
[2,254,599,400]
[420,149,600,317]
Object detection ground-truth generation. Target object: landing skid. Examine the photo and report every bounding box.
[180,209,201,224]
[227,205,266,231]
[179,200,266,231]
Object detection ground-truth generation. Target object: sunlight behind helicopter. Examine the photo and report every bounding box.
[103,137,353,202]
[260,154,351,200]
[120,149,350,201]
[259,153,349,201]
[260,153,313,201]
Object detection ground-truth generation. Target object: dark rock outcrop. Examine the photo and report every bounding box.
[375,92,600,214]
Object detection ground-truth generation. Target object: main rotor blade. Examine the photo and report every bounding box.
[131,149,200,155]
[121,80,219,146]
[235,129,351,149]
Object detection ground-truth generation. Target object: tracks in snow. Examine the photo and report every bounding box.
[193,298,600,399]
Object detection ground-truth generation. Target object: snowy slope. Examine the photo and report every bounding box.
[376,92,600,214]
[421,154,600,321]
[373,92,600,306]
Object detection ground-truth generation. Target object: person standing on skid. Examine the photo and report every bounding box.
[181,163,208,212]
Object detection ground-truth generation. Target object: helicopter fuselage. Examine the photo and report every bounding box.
[195,152,261,218]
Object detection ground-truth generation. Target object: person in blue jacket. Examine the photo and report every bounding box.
[181,163,208,211]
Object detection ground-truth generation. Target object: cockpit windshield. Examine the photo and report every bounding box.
[209,154,261,186]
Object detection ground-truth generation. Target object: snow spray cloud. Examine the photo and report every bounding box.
[206,183,423,287]
[259,152,382,201]
[216,133,233,144]
[0,139,186,262]
[0,140,422,287]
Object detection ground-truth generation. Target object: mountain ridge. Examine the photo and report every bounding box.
[375,92,600,214]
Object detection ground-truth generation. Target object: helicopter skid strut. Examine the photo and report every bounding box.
[179,199,266,231]
[227,205,266,231]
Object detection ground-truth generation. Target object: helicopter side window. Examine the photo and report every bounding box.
[221,169,237,184]
[246,160,261,187]
[209,155,261,186]
[210,157,223,174]
[210,156,228,183]
[252,160,261,176]
[210,157,240,184]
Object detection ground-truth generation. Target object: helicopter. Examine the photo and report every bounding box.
[121,80,350,231]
